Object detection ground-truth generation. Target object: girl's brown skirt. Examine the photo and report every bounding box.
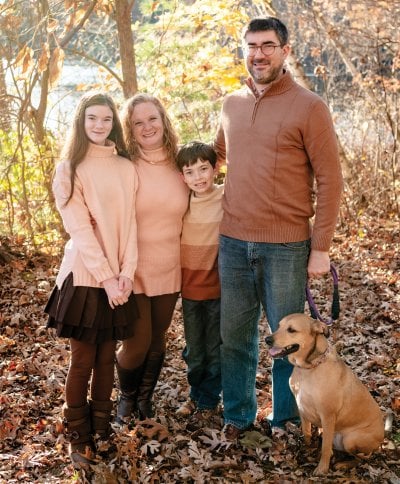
[44,272,138,344]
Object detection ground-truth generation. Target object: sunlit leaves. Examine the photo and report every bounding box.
[48,46,65,89]
[14,45,34,76]
[0,10,22,32]
[37,43,50,73]
[0,131,60,249]
[46,18,59,33]
[0,224,398,481]
[133,0,249,141]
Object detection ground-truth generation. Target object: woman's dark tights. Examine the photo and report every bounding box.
[117,292,178,369]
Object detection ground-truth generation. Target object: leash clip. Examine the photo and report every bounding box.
[306,264,340,325]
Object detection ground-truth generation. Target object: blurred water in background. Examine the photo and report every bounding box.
[31,63,123,137]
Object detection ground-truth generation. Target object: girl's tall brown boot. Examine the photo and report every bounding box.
[63,403,95,469]
[90,399,113,438]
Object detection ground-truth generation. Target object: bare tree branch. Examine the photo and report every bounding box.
[65,47,124,86]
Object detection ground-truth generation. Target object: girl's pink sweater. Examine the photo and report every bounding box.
[53,142,138,289]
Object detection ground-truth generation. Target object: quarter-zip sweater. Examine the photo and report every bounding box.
[215,70,343,251]
[53,142,138,288]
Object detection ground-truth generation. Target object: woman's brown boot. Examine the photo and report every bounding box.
[137,352,165,419]
[116,363,144,424]
[63,403,95,468]
[90,399,113,438]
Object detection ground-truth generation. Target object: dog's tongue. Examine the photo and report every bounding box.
[269,347,283,358]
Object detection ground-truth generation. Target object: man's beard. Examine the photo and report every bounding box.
[248,63,283,85]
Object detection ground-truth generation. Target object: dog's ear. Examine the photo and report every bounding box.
[312,319,330,337]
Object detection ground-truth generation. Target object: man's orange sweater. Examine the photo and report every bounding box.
[215,70,343,252]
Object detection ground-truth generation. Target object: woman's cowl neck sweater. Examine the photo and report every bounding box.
[133,146,189,296]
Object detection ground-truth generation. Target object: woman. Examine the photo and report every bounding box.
[45,92,138,467]
[116,93,189,422]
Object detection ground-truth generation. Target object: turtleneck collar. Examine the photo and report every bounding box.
[138,146,171,166]
[192,184,221,200]
[87,141,116,158]
[246,69,295,99]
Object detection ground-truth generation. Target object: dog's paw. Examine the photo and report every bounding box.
[313,463,329,476]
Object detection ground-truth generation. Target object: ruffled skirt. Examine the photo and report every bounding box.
[44,273,138,344]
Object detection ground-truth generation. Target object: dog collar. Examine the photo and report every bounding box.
[307,345,331,369]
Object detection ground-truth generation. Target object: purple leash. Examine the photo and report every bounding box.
[306,264,340,325]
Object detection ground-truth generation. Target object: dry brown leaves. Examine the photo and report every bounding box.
[0,214,399,483]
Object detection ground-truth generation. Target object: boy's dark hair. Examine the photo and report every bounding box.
[243,17,289,46]
[176,141,217,171]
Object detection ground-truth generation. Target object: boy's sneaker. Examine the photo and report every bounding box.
[176,398,197,416]
[186,408,223,432]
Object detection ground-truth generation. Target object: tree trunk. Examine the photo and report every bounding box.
[115,0,138,98]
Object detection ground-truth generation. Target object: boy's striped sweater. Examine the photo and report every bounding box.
[180,184,223,301]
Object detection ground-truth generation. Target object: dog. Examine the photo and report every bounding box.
[265,313,384,476]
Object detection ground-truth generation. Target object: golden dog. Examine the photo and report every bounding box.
[266,313,384,476]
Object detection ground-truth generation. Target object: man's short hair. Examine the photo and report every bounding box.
[243,17,289,46]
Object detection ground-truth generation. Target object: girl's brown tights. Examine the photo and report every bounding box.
[65,338,117,407]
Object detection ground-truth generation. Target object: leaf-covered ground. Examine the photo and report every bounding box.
[1,214,399,483]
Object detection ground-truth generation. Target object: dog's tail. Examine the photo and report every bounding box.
[384,409,394,438]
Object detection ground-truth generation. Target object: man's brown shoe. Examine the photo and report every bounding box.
[223,423,251,441]
[186,408,223,432]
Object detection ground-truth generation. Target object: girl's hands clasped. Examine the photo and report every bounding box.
[118,276,133,300]
[103,276,132,309]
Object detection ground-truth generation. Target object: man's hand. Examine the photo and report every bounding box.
[308,250,330,279]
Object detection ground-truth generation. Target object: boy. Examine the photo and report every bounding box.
[176,141,224,430]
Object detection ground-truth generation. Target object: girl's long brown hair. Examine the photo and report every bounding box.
[121,93,179,162]
[60,91,129,205]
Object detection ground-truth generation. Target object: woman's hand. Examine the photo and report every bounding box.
[119,276,133,300]
[103,277,128,309]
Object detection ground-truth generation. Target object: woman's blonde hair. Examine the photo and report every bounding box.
[121,93,179,161]
[60,91,128,205]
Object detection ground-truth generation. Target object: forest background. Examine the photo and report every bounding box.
[0,0,399,246]
[0,0,399,483]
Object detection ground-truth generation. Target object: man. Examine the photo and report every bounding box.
[214,17,343,439]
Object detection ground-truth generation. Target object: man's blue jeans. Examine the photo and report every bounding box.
[218,235,310,429]
[182,298,222,410]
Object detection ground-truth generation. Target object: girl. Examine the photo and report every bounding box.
[45,92,138,467]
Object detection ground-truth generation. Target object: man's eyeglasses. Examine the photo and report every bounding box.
[244,44,282,57]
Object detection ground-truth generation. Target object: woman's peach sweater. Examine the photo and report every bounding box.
[133,147,189,296]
